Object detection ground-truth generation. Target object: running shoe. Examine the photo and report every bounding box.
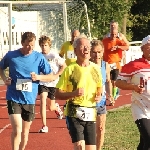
[55,103,63,119]
[39,125,48,133]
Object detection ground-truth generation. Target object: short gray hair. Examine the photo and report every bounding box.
[73,34,90,48]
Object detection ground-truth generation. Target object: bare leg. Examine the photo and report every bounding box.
[40,92,48,126]
[19,120,32,150]
[9,114,22,150]
[96,114,106,150]
[47,99,57,111]
[74,140,85,150]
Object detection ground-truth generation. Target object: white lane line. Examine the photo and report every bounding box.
[0,124,11,133]
[0,110,49,134]
[1,106,7,108]
[0,90,6,93]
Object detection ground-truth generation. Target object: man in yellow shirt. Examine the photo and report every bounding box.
[56,35,102,150]
[59,30,80,66]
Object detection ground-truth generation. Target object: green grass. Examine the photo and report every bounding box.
[103,107,139,150]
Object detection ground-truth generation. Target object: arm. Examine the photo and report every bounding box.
[55,88,84,100]
[117,45,129,51]
[56,62,66,76]
[59,44,65,58]
[118,33,129,51]
[0,67,11,85]
[115,79,144,94]
[119,33,129,46]
[105,62,112,96]
[31,72,59,82]
[115,79,135,90]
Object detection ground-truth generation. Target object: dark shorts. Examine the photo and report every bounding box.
[66,116,96,145]
[110,69,119,81]
[97,105,107,115]
[38,85,56,100]
[7,100,35,122]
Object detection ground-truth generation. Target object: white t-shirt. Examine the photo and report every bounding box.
[117,58,150,121]
[40,51,65,87]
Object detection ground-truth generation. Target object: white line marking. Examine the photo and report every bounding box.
[1,106,7,108]
[0,90,6,93]
[0,124,11,133]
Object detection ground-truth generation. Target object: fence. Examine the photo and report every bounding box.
[0,31,143,64]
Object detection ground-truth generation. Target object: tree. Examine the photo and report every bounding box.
[83,0,133,39]
[129,0,150,41]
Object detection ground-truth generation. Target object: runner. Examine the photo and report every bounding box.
[0,32,58,150]
[116,35,150,150]
[103,21,129,100]
[59,29,80,66]
[55,34,102,150]
[103,26,129,100]
[90,40,114,150]
[38,36,66,133]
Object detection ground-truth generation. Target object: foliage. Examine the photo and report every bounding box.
[83,0,133,40]
[129,0,150,41]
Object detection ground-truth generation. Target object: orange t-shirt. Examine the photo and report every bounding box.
[102,37,127,68]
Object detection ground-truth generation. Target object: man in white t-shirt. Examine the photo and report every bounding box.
[38,36,66,133]
[116,35,150,150]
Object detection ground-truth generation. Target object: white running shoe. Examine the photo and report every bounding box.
[55,103,63,119]
[39,126,48,133]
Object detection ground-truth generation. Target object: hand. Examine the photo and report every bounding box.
[31,72,39,81]
[111,46,118,51]
[73,88,84,97]
[133,85,145,94]
[95,92,101,102]
[4,77,11,85]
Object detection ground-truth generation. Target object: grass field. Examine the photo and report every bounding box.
[103,107,139,150]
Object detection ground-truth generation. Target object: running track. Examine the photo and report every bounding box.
[0,84,132,150]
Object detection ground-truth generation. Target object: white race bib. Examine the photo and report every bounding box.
[146,79,150,92]
[109,63,117,70]
[76,107,95,121]
[67,51,77,59]
[16,79,32,92]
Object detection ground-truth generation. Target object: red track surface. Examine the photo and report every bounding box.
[0,85,132,150]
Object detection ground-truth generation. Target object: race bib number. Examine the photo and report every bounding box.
[76,107,95,121]
[109,63,117,70]
[16,79,32,92]
[67,51,77,59]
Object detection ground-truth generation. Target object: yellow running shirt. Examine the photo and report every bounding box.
[56,62,102,119]
[59,41,76,66]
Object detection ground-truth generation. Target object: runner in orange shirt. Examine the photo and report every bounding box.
[102,29,129,100]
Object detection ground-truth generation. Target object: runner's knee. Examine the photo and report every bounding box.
[74,140,85,150]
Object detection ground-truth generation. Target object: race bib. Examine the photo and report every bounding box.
[76,107,95,121]
[67,51,77,59]
[16,79,32,92]
[109,63,117,70]
[146,78,150,92]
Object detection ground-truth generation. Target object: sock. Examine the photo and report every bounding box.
[112,87,118,98]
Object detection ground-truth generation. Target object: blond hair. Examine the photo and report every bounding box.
[39,35,52,48]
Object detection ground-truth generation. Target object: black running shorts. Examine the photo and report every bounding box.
[38,85,56,100]
[66,116,96,145]
[7,100,35,122]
